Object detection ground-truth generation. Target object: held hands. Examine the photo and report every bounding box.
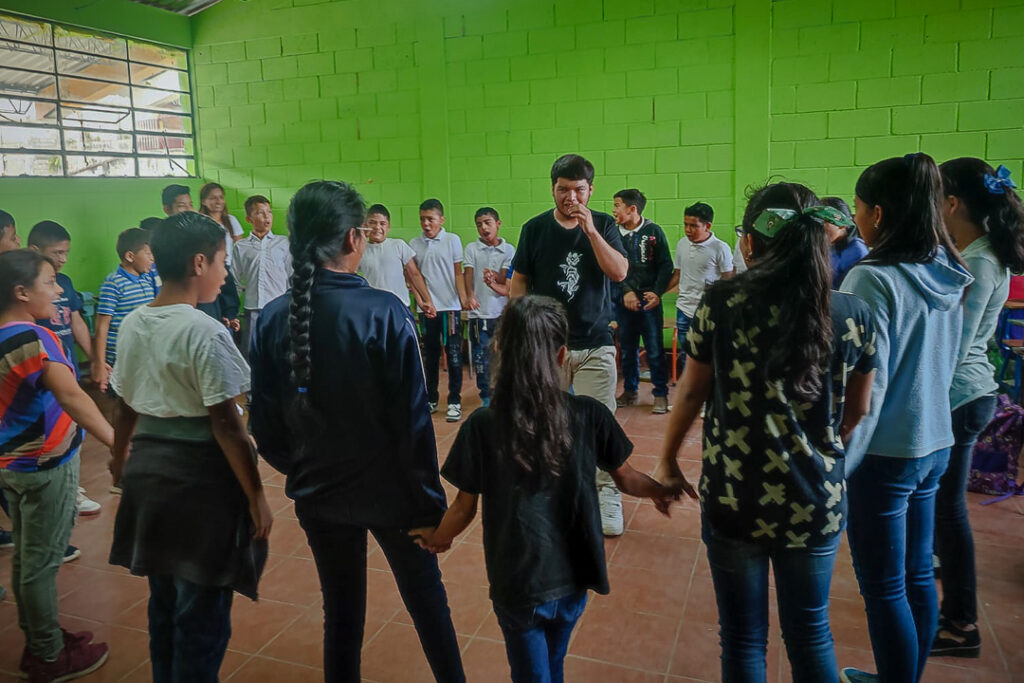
[93,362,112,392]
[408,527,452,554]
[653,457,700,505]
[623,291,642,312]
[225,318,241,332]
[466,296,481,311]
[421,301,438,319]
[482,269,496,286]
[642,292,660,311]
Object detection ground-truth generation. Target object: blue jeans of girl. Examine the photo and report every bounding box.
[847,448,950,683]
[494,591,588,683]
[703,522,840,683]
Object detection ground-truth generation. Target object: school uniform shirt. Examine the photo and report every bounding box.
[110,304,250,418]
[464,238,516,320]
[361,238,416,304]
[673,235,733,318]
[249,270,447,530]
[410,229,463,313]
[223,214,244,268]
[511,209,627,350]
[687,288,878,547]
[36,272,83,373]
[0,323,82,472]
[232,232,293,311]
[97,265,158,364]
[441,394,631,611]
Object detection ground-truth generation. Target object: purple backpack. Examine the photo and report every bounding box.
[968,394,1024,502]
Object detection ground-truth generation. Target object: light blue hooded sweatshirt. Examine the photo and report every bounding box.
[840,247,974,472]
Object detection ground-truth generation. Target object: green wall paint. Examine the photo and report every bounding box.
[3,0,1024,301]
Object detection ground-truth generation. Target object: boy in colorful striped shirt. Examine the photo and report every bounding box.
[93,228,157,393]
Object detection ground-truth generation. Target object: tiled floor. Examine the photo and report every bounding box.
[1,380,1023,682]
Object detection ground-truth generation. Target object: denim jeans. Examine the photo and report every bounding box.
[676,310,692,371]
[0,452,79,661]
[148,574,233,683]
[420,312,463,406]
[935,394,997,625]
[703,522,839,683]
[468,318,496,401]
[494,591,588,683]
[616,301,668,397]
[299,517,465,683]
[847,449,951,683]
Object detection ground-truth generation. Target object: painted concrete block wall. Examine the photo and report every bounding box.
[769,0,1024,205]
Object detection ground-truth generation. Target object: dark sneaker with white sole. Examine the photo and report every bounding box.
[930,619,980,658]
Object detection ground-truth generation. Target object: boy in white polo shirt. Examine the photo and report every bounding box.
[463,207,515,408]
[665,202,732,370]
[359,204,436,317]
[410,198,468,422]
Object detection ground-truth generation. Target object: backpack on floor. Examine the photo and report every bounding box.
[968,393,1024,502]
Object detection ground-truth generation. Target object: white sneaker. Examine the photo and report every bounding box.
[77,488,101,516]
[598,482,624,536]
[428,402,438,414]
[445,404,462,422]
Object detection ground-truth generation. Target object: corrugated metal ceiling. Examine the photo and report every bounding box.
[126,0,223,17]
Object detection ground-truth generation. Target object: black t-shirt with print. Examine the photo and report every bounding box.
[441,394,632,611]
[511,209,626,349]
[687,288,878,548]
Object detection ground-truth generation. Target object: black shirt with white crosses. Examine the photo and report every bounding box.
[687,287,878,548]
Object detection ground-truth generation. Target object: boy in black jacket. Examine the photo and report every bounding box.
[612,189,673,414]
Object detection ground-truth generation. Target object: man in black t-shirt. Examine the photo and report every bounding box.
[510,154,629,536]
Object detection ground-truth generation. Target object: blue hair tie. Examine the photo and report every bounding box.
[297,386,308,394]
[984,164,1017,195]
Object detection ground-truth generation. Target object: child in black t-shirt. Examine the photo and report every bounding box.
[412,295,689,683]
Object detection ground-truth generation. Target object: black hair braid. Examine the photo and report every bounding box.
[287,242,318,434]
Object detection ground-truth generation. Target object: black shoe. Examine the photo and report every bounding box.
[930,619,980,658]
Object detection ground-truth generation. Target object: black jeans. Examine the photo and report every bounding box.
[935,393,997,624]
[420,312,463,406]
[300,517,465,683]
[148,575,233,683]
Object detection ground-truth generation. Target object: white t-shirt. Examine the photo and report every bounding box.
[110,304,250,417]
[464,238,516,319]
[673,234,733,316]
[732,236,747,275]
[223,214,244,268]
[360,238,415,304]
[410,229,463,312]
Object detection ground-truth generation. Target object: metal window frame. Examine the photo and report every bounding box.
[0,10,195,178]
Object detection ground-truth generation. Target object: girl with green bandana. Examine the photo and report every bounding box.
[657,182,878,683]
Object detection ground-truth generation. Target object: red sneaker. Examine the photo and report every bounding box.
[21,639,108,682]
[19,630,93,673]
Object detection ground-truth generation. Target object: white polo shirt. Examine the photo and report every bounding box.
[464,238,516,320]
[410,228,463,313]
[361,238,415,304]
[673,234,733,317]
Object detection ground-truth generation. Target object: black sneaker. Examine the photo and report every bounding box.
[930,619,980,658]
[62,545,81,563]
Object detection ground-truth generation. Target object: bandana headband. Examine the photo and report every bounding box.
[751,205,854,240]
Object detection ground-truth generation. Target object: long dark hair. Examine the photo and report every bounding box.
[720,182,833,401]
[199,182,233,232]
[286,180,366,444]
[0,249,52,313]
[940,157,1024,273]
[855,153,961,267]
[490,296,572,480]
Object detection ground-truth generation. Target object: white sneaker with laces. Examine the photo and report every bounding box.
[598,481,624,536]
[76,488,101,516]
[445,404,462,422]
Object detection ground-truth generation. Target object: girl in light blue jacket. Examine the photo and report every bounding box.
[838,153,972,683]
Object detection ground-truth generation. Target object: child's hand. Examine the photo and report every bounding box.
[249,491,274,540]
[466,296,480,311]
[642,292,660,310]
[224,318,241,332]
[93,362,111,391]
[623,291,641,311]
[422,302,438,319]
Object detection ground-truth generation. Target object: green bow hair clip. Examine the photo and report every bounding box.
[751,205,855,239]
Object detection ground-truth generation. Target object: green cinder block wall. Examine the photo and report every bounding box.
[2,0,1024,303]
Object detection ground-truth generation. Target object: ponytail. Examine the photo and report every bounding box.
[855,153,962,267]
[284,181,366,452]
[726,182,833,401]
[940,157,1024,273]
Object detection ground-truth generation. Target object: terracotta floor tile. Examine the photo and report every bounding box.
[668,619,722,680]
[570,603,679,672]
[57,571,149,622]
[227,598,304,654]
[359,622,443,683]
[564,656,667,682]
[435,542,489,589]
[610,532,701,577]
[256,555,321,607]
[259,606,324,669]
[392,580,491,637]
[598,562,690,618]
[227,655,321,682]
[459,637,510,681]
[364,568,406,623]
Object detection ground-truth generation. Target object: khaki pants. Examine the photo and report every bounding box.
[561,346,620,492]
[0,452,79,660]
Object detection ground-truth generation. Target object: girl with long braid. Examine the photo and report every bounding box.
[248,180,464,682]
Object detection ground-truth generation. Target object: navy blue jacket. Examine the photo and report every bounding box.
[248,270,446,529]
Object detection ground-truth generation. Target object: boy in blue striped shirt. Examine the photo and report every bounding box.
[93,228,157,393]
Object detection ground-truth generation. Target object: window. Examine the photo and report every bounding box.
[0,12,195,177]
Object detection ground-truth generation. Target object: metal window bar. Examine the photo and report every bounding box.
[0,10,194,177]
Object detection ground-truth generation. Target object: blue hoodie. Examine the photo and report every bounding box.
[840,248,973,471]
